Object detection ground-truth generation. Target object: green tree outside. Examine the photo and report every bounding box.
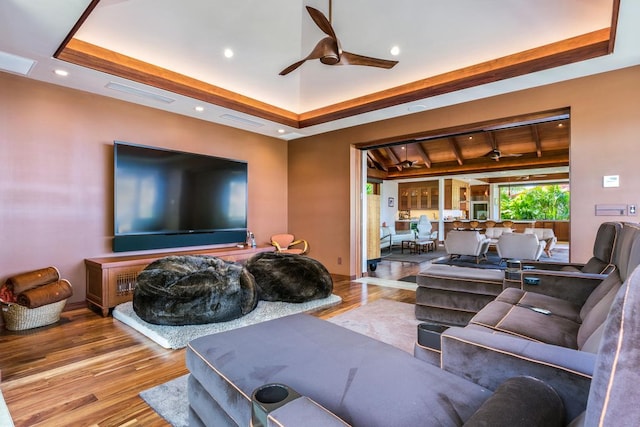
[500,184,569,220]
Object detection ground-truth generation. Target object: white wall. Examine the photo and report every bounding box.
[380,181,398,226]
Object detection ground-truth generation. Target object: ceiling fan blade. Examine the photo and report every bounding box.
[339,51,398,69]
[279,60,307,76]
[279,37,339,75]
[305,6,338,40]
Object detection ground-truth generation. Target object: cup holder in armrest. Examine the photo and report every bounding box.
[251,383,302,427]
[417,323,449,351]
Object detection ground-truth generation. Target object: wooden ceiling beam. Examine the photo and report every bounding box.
[384,152,569,179]
[448,138,464,165]
[532,125,543,157]
[367,150,388,171]
[487,131,498,151]
[384,148,403,171]
[414,143,432,168]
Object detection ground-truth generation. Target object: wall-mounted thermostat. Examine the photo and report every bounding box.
[603,175,620,188]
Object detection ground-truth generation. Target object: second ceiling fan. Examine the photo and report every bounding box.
[279,2,399,76]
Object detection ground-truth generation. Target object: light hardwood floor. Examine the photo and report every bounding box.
[0,260,422,427]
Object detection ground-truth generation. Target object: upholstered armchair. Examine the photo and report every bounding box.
[496,233,545,262]
[444,231,491,263]
[524,227,558,256]
[416,215,432,239]
[483,227,512,246]
[270,234,309,255]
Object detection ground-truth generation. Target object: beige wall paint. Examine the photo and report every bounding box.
[290,65,640,277]
[2,65,638,298]
[0,73,288,305]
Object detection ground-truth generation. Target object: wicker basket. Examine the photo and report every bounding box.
[1,299,67,331]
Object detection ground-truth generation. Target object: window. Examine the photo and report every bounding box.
[499,183,569,220]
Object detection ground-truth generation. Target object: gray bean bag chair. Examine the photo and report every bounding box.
[133,255,258,325]
[245,252,333,302]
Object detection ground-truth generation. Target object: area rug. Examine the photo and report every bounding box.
[140,299,419,426]
[434,248,569,269]
[113,294,342,349]
[140,375,189,427]
[381,247,447,263]
[327,298,421,354]
[353,277,417,291]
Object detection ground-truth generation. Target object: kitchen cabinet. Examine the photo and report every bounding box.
[444,179,470,212]
[398,181,439,210]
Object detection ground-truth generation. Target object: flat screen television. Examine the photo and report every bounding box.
[113,141,248,252]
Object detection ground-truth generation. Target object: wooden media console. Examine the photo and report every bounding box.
[85,245,274,316]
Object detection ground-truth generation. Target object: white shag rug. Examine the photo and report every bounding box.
[113,295,342,349]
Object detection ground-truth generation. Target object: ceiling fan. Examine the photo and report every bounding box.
[396,145,415,168]
[279,3,399,76]
[485,148,523,161]
[483,133,523,161]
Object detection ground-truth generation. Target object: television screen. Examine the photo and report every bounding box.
[113,141,247,251]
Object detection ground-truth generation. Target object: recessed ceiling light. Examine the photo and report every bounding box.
[277,129,286,134]
[194,106,204,112]
[390,45,400,56]
[54,69,68,77]
[224,48,234,58]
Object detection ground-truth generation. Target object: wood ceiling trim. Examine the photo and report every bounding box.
[56,39,301,127]
[55,1,617,130]
[299,28,611,127]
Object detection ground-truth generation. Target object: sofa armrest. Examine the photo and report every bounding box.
[441,327,594,422]
[519,269,607,305]
[523,261,586,271]
[267,397,349,427]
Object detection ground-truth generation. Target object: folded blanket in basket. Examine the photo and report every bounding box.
[5,266,60,294]
[17,279,72,309]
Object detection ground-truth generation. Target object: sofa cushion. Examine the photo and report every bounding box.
[495,287,582,323]
[576,281,622,349]
[578,272,622,320]
[463,376,564,427]
[417,265,504,295]
[469,300,581,348]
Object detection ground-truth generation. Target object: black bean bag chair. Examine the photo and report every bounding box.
[245,252,333,303]
[133,255,258,325]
